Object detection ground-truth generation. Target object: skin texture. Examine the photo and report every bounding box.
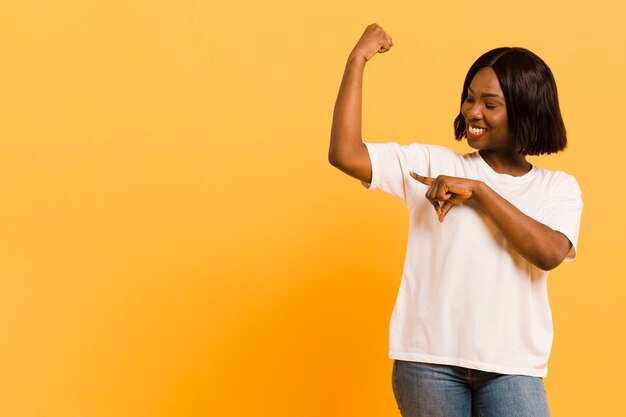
[329,25,573,271]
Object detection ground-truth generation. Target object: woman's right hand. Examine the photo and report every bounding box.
[350,23,394,62]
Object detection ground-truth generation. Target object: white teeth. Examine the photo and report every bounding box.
[469,126,486,134]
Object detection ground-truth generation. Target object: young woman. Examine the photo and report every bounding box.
[329,24,583,417]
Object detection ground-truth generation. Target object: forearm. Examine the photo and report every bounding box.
[329,54,367,165]
[473,182,571,271]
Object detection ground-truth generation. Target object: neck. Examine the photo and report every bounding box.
[479,149,532,177]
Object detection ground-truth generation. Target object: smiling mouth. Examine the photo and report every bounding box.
[466,124,487,139]
[468,125,487,135]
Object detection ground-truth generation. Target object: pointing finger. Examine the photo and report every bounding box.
[409,171,435,186]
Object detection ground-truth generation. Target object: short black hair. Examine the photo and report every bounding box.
[453,47,567,155]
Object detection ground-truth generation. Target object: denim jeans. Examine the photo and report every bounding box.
[392,360,550,417]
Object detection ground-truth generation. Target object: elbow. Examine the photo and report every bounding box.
[538,234,573,271]
[328,151,345,169]
[328,152,339,167]
[536,259,560,272]
[535,252,566,271]
[533,232,572,271]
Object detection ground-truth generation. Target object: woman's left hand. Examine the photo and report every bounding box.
[409,172,482,222]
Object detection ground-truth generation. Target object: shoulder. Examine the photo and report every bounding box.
[533,167,582,196]
[534,166,580,185]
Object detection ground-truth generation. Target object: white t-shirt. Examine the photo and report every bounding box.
[360,142,583,377]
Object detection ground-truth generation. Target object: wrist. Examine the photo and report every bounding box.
[472,181,489,204]
[347,52,368,66]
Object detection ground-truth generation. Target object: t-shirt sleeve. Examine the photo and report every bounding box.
[359,141,430,206]
[541,174,584,262]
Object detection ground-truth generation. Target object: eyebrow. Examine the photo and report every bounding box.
[468,86,502,98]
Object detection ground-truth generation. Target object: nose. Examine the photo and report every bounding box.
[466,102,483,121]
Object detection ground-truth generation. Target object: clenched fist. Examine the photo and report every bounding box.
[350,23,394,62]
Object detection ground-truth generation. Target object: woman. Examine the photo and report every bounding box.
[328,24,583,417]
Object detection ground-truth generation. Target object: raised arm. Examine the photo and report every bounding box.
[328,24,393,184]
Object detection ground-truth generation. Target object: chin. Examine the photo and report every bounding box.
[465,136,481,150]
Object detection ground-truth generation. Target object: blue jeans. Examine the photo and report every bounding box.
[392,360,550,417]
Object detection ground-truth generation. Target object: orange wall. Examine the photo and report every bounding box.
[0,1,624,416]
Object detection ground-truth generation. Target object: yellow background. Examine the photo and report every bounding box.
[0,0,624,416]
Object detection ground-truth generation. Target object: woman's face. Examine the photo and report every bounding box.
[461,67,517,154]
